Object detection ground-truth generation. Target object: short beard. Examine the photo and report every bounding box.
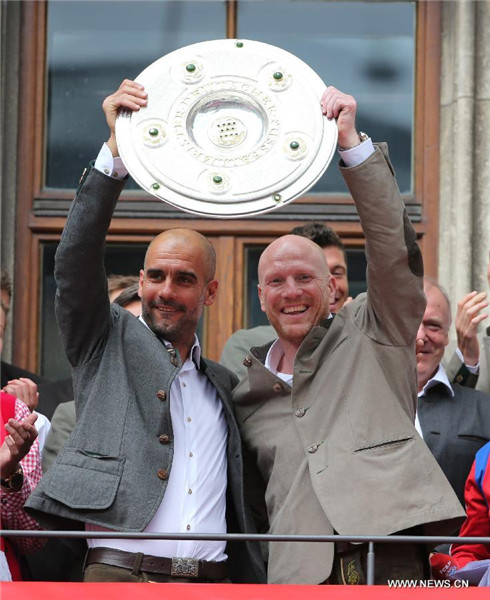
[141,300,200,347]
[267,314,313,347]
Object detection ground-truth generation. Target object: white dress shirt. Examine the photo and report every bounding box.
[33,411,51,455]
[415,363,455,438]
[94,143,127,180]
[339,136,375,167]
[455,346,480,374]
[264,340,294,386]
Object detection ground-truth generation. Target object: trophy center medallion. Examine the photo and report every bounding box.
[182,86,275,163]
[209,115,247,148]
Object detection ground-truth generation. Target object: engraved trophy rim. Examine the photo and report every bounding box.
[116,38,338,218]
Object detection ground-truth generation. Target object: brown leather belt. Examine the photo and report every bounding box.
[86,547,228,580]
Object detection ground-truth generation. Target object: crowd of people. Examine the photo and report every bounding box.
[1,80,490,586]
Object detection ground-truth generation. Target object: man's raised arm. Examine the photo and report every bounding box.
[322,87,425,345]
[54,81,147,367]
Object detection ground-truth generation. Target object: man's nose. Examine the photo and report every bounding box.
[157,279,176,299]
[416,324,427,342]
[282,277,302,297]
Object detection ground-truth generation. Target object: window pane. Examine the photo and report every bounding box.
[45,0,226,189]
[238,1,415,193]
[41,242,145,378]
[244,246,270,329]
[345,249,368,299]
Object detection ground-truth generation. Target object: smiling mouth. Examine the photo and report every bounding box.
[282,305,308,315]
[154,304,181,314]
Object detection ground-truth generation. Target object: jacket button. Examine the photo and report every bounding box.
[243,357,252,368]
[272,383,283,393]
[294,408,306,418]
[157,469,168,480]
[455,374,463,383]
[157,390,167,401]
[307,444,318,453]
[159,435,170,444]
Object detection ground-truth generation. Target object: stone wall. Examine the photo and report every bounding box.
[439,0,490,325]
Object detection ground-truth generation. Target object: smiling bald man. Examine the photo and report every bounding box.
[232,87,464,586]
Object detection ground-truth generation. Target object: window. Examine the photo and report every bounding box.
[238,1,415,193]
[46,1,227,189]
[45,0,414,192]
[41,243,147,378]
[12,1,440,372]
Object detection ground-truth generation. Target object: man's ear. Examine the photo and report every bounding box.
[204,279,218,306]
[138,269,144,298]
[258,284,266,312]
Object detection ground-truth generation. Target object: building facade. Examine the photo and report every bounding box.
[1,0,489,377]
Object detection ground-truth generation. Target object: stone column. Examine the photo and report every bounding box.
[439,0,490,319]
[0,1,21,361]
[473,0,490,293]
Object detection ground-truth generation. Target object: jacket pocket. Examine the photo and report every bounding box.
[45,448,125,510]
[457,434,489,444]
[353,436,414,453]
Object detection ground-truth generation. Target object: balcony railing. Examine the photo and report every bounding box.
[2,530,489,585]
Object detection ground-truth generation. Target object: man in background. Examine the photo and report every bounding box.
[416,278,490,506]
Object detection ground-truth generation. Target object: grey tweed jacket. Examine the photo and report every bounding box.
[26,166,265,583]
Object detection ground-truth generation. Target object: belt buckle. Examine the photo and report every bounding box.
[171,557,199,578]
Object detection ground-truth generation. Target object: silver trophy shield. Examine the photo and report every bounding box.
[115,39,338,218]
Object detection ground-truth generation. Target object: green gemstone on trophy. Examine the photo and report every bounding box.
[149,128,159,137]
[152,183,160,190]
[186,64,196,72]
[213,176,223,184]
[290,141,300,150]
[273,72,283,80]
[274,194,282,202]
[236,41,243,48]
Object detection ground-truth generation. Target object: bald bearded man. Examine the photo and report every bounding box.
[26,80,265,584]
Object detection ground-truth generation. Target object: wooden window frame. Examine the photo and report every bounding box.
[13,0,441,368]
